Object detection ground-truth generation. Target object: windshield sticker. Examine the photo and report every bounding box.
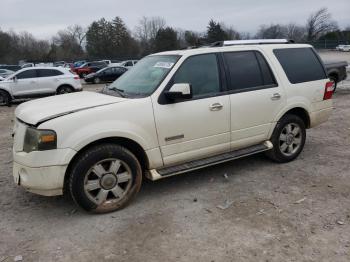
[153,62,174,69]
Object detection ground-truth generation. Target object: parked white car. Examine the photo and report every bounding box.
[12,40,333,213]
[0,67,82,105]
[110,60,138,69]
[336,45,350,52]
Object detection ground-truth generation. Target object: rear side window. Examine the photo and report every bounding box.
[16,69,37,79]
[223,51,276,91]
[37,69,63,77]
[273,48,326,84]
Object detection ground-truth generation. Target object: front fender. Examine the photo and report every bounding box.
[38,97,159,154]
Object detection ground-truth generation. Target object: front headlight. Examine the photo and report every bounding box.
[23,127,57,153]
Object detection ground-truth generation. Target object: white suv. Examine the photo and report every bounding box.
[12,40,334,213]
[0,67,82,106]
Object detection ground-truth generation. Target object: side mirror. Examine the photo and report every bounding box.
[164,83,192,100]
[13,76,17,82]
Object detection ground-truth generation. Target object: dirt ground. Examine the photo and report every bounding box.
[0,51,349,262]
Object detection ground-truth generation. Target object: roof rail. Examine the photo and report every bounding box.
[211,39,294,47]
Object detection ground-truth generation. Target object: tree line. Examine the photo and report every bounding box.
[0,7,349,64]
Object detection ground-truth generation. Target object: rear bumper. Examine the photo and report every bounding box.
[310,107,333,128]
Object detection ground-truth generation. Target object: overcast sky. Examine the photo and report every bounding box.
[1,0,349,39]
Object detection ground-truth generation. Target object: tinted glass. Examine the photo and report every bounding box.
[256,52,276,86]
[16,69,37,79]
[173,54,220,96]
[224,51,263,90]
[273,48,326,84]
[37,69,63,77]
[125,61,133,66]
[103,68,113,74]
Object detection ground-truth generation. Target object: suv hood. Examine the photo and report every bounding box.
[15,91,125,126]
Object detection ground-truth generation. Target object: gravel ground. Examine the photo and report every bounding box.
[0,51,349,262]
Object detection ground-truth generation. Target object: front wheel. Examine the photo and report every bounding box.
[69,144,142,213]
[0,90,11,106]
[266,114,306,163]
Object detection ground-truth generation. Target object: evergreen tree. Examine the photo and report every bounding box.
[154,27,179,52]
[206,19,228,43]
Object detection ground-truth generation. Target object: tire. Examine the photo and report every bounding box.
[0,90,11,106]
[69,144,142,213]
[93,77,101,84]
[57,85,74,95]
[266,114,306,163]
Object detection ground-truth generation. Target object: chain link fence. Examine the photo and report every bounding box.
[303,40,350,49]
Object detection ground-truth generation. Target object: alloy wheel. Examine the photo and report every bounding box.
[279,123,302,156]
[83,158,133,206]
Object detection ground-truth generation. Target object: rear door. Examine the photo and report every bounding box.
[36,69,64,94]
[223,50,286,149]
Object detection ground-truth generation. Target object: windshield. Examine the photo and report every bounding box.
[107,55,179,97]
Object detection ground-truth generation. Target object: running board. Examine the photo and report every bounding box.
[147,141,273,181]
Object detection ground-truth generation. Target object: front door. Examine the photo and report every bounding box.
[153,53,231,166]
[10,69,39,97]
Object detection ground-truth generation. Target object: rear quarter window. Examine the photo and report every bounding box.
[273,48,326,84]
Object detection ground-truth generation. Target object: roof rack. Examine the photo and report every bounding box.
[211,39,294,47]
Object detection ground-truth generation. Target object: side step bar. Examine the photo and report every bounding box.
[147,141,273,181]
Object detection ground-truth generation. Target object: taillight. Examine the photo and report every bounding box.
[323,81,334,100]
[74,76,79,80]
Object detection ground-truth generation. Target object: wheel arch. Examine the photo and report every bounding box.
[63,136,149,194]
[328,71,339,82]
[280,107,311,129]
[0,88,12,99]
[57,84,74,92]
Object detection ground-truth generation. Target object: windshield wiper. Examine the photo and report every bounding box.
[109,87,126,98]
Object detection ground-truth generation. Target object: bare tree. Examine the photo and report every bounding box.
[256,24,287,39]
[67,25,87,48]
[134,16,166,42]
[134,16,166,55]
[221,24,241,40]
[306,7,338,41]
[285,23,306,42]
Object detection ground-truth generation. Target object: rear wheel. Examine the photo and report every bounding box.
[69,144,142,213]
[0,90,11,106]
[57,85,74,95]
[266,114,306,163]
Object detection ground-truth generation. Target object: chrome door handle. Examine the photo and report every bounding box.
[210,103,223,111]
[271,93,281,100]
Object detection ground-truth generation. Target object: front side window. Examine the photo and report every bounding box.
[273,48,326,84]
[16,69,37,79]
[107,55,179,97]
[173,54,220,97]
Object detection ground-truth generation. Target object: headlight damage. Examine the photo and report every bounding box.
[23,127,57,153]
